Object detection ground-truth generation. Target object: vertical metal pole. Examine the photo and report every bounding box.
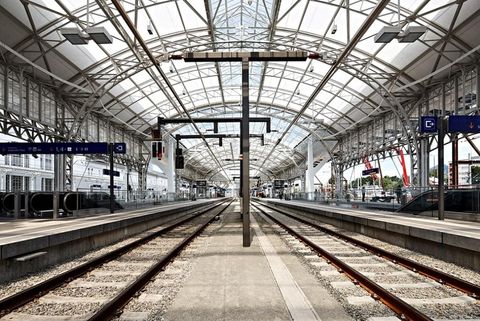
[306,137,314,199]
[451,135,458,187]
[24,191,30,218]
[14,191,20,219]
[109,143,115,214]
[52,191,59,219]
[126,167,130,203]
[438,117,445,220]
[241,57,251,247]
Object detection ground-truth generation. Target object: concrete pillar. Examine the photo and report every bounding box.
[335,164,344,199]
[418,137,429,189]
[305,137,314,199]
[166,140,175,200]
[14,191,21,219]
[53,191,59,219]
[53,154,65,192]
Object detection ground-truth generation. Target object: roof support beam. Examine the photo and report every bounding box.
[256,0,390,174]
[110,0,231,183]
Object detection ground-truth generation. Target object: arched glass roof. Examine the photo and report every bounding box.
[0,0,479,180]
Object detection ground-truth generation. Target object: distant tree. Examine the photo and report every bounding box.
[349,176,373,188]
[382,176,402,189]
[472,166,480,185]
[328,175,335,185]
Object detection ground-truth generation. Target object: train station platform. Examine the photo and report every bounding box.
[257,198,480,271]
[164,203,351,321]
[0,198,220,282]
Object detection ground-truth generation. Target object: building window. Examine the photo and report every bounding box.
[24,155,29,168]
[11,175,23,191]
[45,155,52,171]
[11,155,22,167]
[43,178,53,191]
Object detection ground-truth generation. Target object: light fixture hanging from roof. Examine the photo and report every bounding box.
[397,26,427,42]
[61,26,113,45]
[374,0,426,43]
[331,22,337,34]
[374,26,402,43]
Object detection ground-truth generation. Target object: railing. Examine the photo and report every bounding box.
[0,188,219,218]
[261,186,480,219]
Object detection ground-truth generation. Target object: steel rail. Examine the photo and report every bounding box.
[256,200,480,298]
[252,203,432,321]
[0,200,228,316]
[88,200,233,320]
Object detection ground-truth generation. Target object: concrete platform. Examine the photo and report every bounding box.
[0,199,220,282]
[258,199,480,270]
[164,203,352,321]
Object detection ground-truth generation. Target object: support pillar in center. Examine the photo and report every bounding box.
[241,57,251,247]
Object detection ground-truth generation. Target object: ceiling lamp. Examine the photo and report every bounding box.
[331,23,337,34]
[61,27,113,45]
[60,28,89,45]
[374,26,402,43]
[397,26,427,43]
[86,27,113,44]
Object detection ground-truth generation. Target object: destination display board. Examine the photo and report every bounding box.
[448,115,480,133]
[273,180,285,188]
[0,142,126,155]
[362,168,379,176]
[196,180,207,187]
[103,169,120,177]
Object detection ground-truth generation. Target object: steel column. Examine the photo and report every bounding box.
[438,118,445,220]
[241,57,251,247]
[419,138,429,187]
[305,137,314,200]
[167,139,175,200]
[451,135,458,186]
[109,143,115,214]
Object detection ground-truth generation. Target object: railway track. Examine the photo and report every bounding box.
[252,201,480,321]
[0,199,232,321]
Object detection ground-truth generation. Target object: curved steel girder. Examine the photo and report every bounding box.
[204,162,275,181]
[107,63,376,125]
[120,85,354,132]
[330,64,419,181]
[156,105,331,141]
[50,2,470,91]
[59,50,402,180]
[56,38,457,142]
[11,0,475,77]
[158,107,338,176]
[182,137,303,170]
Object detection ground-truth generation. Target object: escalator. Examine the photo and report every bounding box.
[397,189,480,215]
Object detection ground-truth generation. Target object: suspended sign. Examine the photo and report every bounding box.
[362,168,379,176]
[448,115,480,133]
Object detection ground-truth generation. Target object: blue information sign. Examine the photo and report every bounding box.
[362,168,379,176]
[448,115,480,133]
[0,142,127,155]
[113,143,126,154]
[419,116,438,133]
[103,169,120,177]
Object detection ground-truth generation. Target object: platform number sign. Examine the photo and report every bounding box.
[419,116,438,133]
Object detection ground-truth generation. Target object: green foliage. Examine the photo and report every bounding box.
[472,166,480,184]
[349,175,402,189]
[382,176,403,189]
[349,176,373,188]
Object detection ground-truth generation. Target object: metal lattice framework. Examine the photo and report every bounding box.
[0,0,479,182]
